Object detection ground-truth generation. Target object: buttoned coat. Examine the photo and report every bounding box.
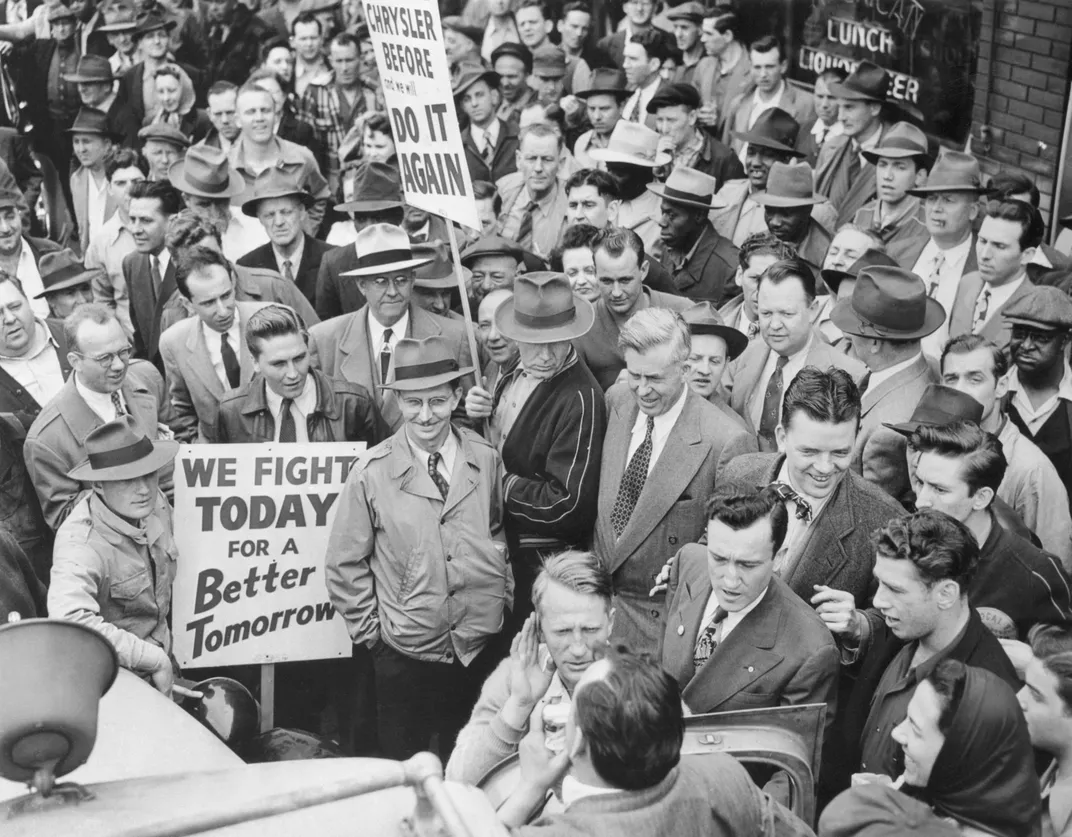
[947,271,1036,350]
[460,118,519,186]
[310,303,474,432]
[594,384,758,653]
[852,354,937,501]
[158,301,268,443]
[238,234,336,306]
[24,360,173,531]
[662,561,838,733]
[719,453,905,607]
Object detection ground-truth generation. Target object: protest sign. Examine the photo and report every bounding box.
[172,444,362,669]
[363,0,480,230]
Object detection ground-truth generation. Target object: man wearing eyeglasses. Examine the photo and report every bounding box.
[24,303,174,530]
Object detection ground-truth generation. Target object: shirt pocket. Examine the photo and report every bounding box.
[110,568,152,608]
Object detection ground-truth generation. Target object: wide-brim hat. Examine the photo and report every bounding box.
[860,121,929,164]
[62,55,119,83]
[452,63,500,98]
[647,166,727,211]
[334,161,403,212]
[133,8,176,36]
[241,168,316,216]
[751,161,824,207]
[532,45,567,78]
[98,14,138,33]
[381,335,474,391]
[588,121,670,168]
[495,271,595,343]
[34,249,98,298]
[829,60,891,103]
[168,146,246,200]
[682,301,748,360]
[730,107,804,157]
[413,242,470,290]
[68,416,179,481]
[65,108,121,142]
[341,223,433,278]
[459,234,524,267]
[884,385,983,437]
[829,265,946,340]
[821,249,901,296]
[48,4,76,21]
[906,150,986,196]
[575,67,629,100]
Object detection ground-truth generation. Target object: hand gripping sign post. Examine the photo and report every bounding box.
[362,0,482,374]
[172,444,363,730]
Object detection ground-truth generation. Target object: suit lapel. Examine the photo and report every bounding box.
[338,309,376,394]
[183,321,224,397]
[950,271,983,336]
[730,341,770,415]
[598,393,634,548]
[860,356,929,417]
[786,476,855,591]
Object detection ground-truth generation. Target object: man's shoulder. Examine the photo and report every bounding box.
[125,358,164,390]
[121,249,144,273]
[770,577,836,646]
[310,311,358,343]
[721,452,779,485]
[159,316,198,350]
[648,289,690,311]
[842,470,906,517]
[807,340,866,379]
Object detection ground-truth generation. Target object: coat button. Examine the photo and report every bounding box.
[650,609,658,618]
[747,666,754,672]
[677,625,684,635]
[668,536,678,545]
[446,555,452,562]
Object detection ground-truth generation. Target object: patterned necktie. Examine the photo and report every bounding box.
[220,332,241,389]
[626,93,642,123]
[278,397,297,443]
[972,289,991,334]
[379,327,394,382]
[482,134,495,164]
[516,201,538,249]
[747,319,760,340]
[928,251,945,297]
[428,452,450,500]
[282,260,294,283]
[769,481,812,523]
[757,354,789,450]
[693,607,728,670]
[611,414,654,538]
[110,391,126,419]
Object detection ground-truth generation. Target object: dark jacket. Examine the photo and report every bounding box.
[1009,399,1072,512]
[0,415,52,583]
[0,128,43,219]
[689,132,746,192]
[460,118,519,185]
[198,4,274,87]
[237,234,336,307]
[0,319,72,430]
[278,103,323,170]
[0,526,47,623]
[215,368,388,445]
[123,249,177,369]
[314,242,366,321]
[105,95,141,148]
[657,224,739,304]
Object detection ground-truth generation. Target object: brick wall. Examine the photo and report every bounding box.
[971,0,1071,222]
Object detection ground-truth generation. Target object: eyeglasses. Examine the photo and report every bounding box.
[1011,326,1063,346]
[75,346,134,368]
[366,275,413,290]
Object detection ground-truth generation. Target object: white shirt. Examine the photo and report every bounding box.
[698,583,770,645]
[264,373,318,443]
[201,318,243,390]
[625,384,688,476]
[915,234,973,358]
[1008,366,1072,436]
[368,309,408,360]
[469,120,501,156]
[863,353,922,396]
[0,320,64,405]
[773,460,832,576]
[222,208,271,263]
[15,239,49,318]
[85,169,110,244]
[75,374,127,423]
[272,235,305,282]
[409,427,459,487]
[973,274,1025,332]
[748,80,787,129]
[149,247,172,286]
[623,75,661,122]
[750,338,813,430]
[810,118,844,146]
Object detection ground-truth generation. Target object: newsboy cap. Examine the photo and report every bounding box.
[646,82,702,113]
[1002,286,1072,331]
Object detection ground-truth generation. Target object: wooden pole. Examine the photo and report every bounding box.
[446,220,481,372]
[260,662,275,732]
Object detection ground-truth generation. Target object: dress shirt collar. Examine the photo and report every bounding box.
[853,123,883,156]
[201,316,241,352]
[264,370,317,419]
[470,119,500,150]
[368,308,409,351]
[705,582,771,642]
[407,426,460,478]
[980,274,1026,322]
[561,776,621,809]
[272,235,305,276]
[752,79,786,107]
[775,457,832,518]
[75,375,126,422]
[631,382,688,438]
[1008,364,1072,402]
[811,118,843,141]
[149,247,171,275]
[865,353,922,394]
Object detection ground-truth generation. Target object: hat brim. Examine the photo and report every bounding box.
[134,20,177,36]
[453,70,501,98]
[820,268,853,295]
[415,267,471,290]
[905,183,988,197]
[98,21,138,31]
[883,420,922,438]
[751,191,825,207]
[460,248,523,267]
[341,256,433,278]
[575,88,630,100]
[1002,315,1066,331]
[828,297,946,340]
[34,270,98,298]
[494,294,595,343]
[588,147,672,168]
[168,160,248,199]
[380,366,474,391]
[861,147,927,164]
[68,439,179,482]
[63,72,120,83]
[688,323,749,360]
[729,130,806,157]
[241,189,316,217]
[65,126,123,142]
[334,198,404,213]
[647,182,727,211]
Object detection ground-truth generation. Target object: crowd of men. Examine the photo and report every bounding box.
[1,0,1072,833]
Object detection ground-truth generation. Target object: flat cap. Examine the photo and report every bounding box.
[532,45,567,77]
[666,1,704,23]
[460,234,524,266]
[138,123,191,149]
[1003,285,1072,330]
[647,81,701,113]
[490,42,533,73]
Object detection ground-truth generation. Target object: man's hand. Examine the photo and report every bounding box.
[466,380,494,420]
[502,615,555,728]
[656,134,676,157]
[148,649,175,697]
[811,586,864,640]
[518,720,571,793]
[560,95,583,119]
[696,102,719,127]
[649,552,679,598]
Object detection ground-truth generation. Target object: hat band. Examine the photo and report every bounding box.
[514,305,576,329]
[43,264,90,288]
[851,309,921,337]
[663,184,712,205]
[87,436,155,471]
[355,248,416,270]
[184,169,231,195]
[875,138,926,154]
[393,358,460,381]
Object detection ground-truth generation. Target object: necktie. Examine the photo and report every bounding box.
[769,482,813,524]
[379,327,394,382]
[816,124,828,147]
[746,319,760,340]
[282,260,294,283]
[972,289,991,334]
[693,607,728,670]
[611,415,655,537]
[858,372,871,397]
[627,93,642,123]
[428,451,450,500]
[220,332,241,389]
[278,397,297,443]
[150,254,162,294]
[482,134,495,164]
[927,252,945,297]
[110,391,126,419]
[757,354,789,450]
[516,201,538,249]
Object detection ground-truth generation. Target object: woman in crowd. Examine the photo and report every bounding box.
[551,223,600,302]
[146,65,211,143]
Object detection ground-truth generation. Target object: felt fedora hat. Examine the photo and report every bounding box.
[68,415,179,481]
[168,145,246,200]
[133,7,176,36]
[241,167,315,217]
[647,166,727,211]
[459,234,525,267]
[751,161,824,207]
[730,107,805,157]
[588,120,671,168]
[48,3,76,21]
[381,335,474,391]
[532,45,568,78]
[906,150,986,196]
[98,8,138,32]
[65,108,121,142]
[334,161,404,212]
[341,223,433,277]
[34,249,99,298]
[452,62,500,98]
[576,67,629,100]
[829,265,946,340]
[138,123,190,150]
[495,271,595,343]
[861,121,929,164]
[681,301,747,360]
[884,384,983,437]
[821,249,900,296]
[62,55,119,84]
[829,60,891,102]
[413,242,471,290]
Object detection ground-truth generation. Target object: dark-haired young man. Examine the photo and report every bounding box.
[620,29,671,129]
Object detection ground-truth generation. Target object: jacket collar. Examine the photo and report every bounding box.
[89,491,164,548]
[239,368,339,420]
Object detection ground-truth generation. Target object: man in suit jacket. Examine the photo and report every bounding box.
[829,264,944,501]
[948,200,1043,351]
[24,303,173,531]
[0,178,62,315]
[68,108,119,256]
[159,249,268,443]
[457,65,520,186]
[662,489,838,732]
[118,10,202,124]
[594,308,757,653]
[596,0,672,69]
[63,54,140,148]
[618,29,670,131]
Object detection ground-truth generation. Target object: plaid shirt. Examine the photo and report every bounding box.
[298,76,373,178]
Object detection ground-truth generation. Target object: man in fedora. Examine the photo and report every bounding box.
[119,9,200,125]
[457,63,520,187]
[237,167,336,307]
[465,271,606,629]
[97,9,138,76]
[461,233,526,306]
[48,415,179,694]
[326,335,509,760]
[829,264,944,501]
[195,0,273,87]
[815,60,897,228]
[315,161,406,320]
[491,42,536,126]
[650,166,738,303]
[310,224,475,433]
[647,82,743,189]
[851,122,931,267]
[63,54,139,147]
[589,121,671,256]
[169,145,270,263]
[719,230,796,342]
[573,68,630,169]
[753,160,833,273]
[35,247,94,327]
[410,243,467,321]
[681,300,750,423]
[816,246,899,349]
[595,306,757,651]
[67,108,120,256]
[620,29,672,130]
